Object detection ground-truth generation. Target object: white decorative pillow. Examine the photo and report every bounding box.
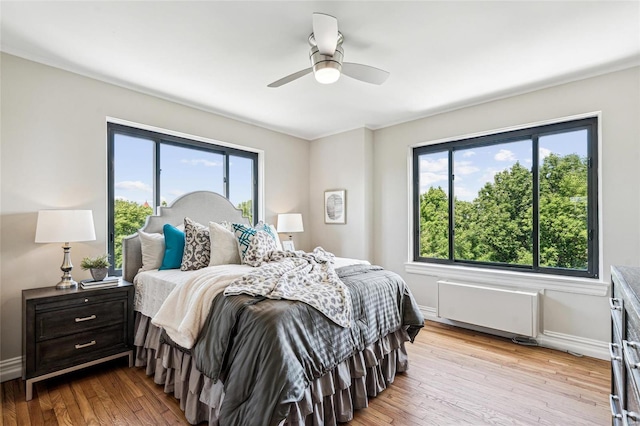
[231,223,278,267]
[138,230,165,271]
[181,217,211,271]
[208,222,241,266]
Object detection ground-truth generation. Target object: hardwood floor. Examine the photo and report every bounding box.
[1,321,610,425]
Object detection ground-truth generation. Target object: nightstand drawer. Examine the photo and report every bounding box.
[36,299,125,341]
[35,324,127,373]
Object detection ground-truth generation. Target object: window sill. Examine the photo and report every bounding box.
[404,261,609,296]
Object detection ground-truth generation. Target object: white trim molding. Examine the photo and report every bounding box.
[420,305,608,360]
[0,356,23,383]
[406,261,609,296]
[536,330,608,360]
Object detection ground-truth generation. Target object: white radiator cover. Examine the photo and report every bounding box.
[437,280,539,337]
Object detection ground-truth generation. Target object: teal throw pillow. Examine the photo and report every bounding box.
[159,224,185,270]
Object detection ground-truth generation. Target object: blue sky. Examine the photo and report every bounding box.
[114,134,253,207]
[419,129,588,201]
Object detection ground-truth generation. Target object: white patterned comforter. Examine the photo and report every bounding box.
[224,247,352,327]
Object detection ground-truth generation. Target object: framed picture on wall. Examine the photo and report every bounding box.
[324,189,346,224]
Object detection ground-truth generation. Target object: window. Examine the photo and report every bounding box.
[108,123,258,275]
[412,117,598,278]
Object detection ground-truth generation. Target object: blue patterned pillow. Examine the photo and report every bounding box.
[232,223,278,266]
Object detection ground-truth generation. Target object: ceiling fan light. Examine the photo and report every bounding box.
[315,67,341,84]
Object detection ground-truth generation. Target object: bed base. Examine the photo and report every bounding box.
[134,312,410,425]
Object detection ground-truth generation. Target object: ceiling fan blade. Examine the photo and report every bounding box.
[341,62,390,85]
[267,68,313,88]
[312,13,338,55]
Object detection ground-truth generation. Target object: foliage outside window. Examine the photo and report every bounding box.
[108,123,258,275]
[413,117,598,278]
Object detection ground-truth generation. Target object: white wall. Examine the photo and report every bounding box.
[372,66,640,351]
[0,53,310,362]
[309,128,374,260]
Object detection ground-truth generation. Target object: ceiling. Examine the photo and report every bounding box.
[2,1,639,140]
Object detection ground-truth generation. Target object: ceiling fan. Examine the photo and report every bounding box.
[267,13,390,88]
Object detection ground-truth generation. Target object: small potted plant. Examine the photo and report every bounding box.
[80,254,111,281]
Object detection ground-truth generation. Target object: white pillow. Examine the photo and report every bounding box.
[208,222,241,266]
[269,224,283,251]
[138,230,165,271]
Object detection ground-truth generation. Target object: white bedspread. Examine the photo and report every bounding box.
[150,264,252,349]
[134,268,201,318]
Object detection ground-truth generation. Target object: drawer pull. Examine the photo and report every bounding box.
[610,394,623,419]
[628,411,639,421]
[610,343,622,362]
[75,315,96,323]
[610,298,622,311]
[75,340,96,349]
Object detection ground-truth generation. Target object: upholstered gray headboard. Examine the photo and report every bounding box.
[122,191,250,282]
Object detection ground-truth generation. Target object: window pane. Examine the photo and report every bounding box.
[539,130,589,270]
[113,134,154,269]
[229,155,254,224]
[160,144,224,206]
[453,140,533,266]
[418,151,449,259]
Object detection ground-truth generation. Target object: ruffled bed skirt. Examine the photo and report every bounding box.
[134,312,410,425]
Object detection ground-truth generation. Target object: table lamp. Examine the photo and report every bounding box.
[277,213,304,251]
[35,210,96,289]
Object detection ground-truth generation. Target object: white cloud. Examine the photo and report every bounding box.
[454,160,479,175]
[420,171,447,187]
[181,158,221,167]
[480,167,507,183]
[115,180,152,192]
[462,151,476,158]
[540,147,552,159]
[454,186,477,202]
[494,149,516,162]
[420,157,447,173]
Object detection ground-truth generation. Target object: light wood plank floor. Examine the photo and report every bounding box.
[1,321,610,425]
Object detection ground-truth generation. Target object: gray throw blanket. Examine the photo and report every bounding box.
[193,264,424,426]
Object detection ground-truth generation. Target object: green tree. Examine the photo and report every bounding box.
[470,162,533,265]
[237,200,252,224]
[114,199,153,269]
[539,153,588,269]
[418,187,449,258]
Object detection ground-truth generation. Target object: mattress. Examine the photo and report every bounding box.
[133,257,368,318]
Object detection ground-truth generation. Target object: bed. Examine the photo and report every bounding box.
[122,191,424,425]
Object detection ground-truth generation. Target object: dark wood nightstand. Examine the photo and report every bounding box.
[22,281,134,401]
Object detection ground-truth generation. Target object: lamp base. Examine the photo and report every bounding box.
[56,277,77,290]
[55,243,77,289]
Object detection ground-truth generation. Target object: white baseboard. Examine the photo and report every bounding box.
[0,356,23,383]
[536,330,608,360]
[419,305,608,360]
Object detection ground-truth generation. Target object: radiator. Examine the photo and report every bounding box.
[437,280,539,337]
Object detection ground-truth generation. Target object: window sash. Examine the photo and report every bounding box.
[412,117,598,278]
[107,123,258,275]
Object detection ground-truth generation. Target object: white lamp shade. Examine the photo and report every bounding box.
[277,213,304,233]
[35,210,96,243]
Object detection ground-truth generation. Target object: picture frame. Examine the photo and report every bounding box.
[324,189,346,224]
[282,240,295,251]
